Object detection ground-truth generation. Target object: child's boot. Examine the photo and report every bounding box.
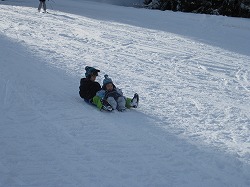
[131,93,139,108]
[101,99,113,112]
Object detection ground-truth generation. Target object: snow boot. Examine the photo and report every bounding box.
[130,93,139,108]
[101,99,113,112]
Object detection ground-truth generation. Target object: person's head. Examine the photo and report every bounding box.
[103,74,114,91]
[105,83,114,91]
[85,66,100,81]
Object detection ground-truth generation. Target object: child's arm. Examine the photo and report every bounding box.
[96,90,105,99]
[116,88,124,96]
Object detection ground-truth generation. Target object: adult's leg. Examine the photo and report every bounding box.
[38,2,42,11]
[92,96,103,110]
[125,97,132,108]
[42,2,47,12]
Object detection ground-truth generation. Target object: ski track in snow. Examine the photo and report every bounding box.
[1,5,250,163]
[1,4,250,186]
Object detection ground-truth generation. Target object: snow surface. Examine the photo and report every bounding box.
[1,0,250,186]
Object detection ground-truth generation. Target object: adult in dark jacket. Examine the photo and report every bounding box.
[79,66,112,111]
[79,66,101,101]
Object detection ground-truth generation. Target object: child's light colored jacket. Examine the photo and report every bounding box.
[96,87,123,100]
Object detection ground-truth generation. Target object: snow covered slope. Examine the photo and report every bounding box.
[0,0,250,186]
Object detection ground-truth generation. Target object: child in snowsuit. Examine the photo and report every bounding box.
[96,75,139,111]
[38,0,47,13]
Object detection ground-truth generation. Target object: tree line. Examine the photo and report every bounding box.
[144,0,250,18]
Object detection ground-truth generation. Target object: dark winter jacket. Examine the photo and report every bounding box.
[79,78,101,100]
